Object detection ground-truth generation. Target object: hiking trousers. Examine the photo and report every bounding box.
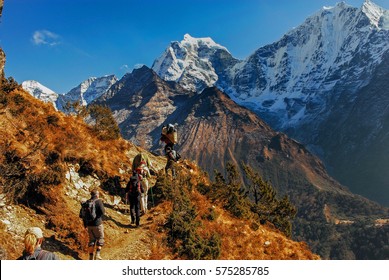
[165,160,176,177]
[87,224,105,247]
[140,178,149,213]
[129,195,141,226]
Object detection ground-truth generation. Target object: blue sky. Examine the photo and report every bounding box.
[1,0,389,93]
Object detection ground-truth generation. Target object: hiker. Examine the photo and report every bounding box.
[132,153,155,214]
[126,171,144,227]
[160,124,177,145]
[80,188,105,260]
[18,227,59,260]
[161,123,180,178]
[164,143,179,178]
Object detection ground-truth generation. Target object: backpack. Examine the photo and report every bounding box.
[161,124,178,144]
[127,174,143,196]
[167,149,181,162]
[80,198,97,224]
[135,160,148,175]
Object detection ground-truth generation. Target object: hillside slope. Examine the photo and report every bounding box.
[0,84,318,260]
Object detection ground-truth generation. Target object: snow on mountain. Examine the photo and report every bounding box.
[152,33,239,92]
[152,2,389,130]
[63,75,117,105]
[229,0,389,130]
[150,1,389,205]
[21,80,59,109]
[362,0,388,28]
[23,75,118,112]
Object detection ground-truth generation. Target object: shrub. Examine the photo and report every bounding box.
[0,76,20,94]
[157,172,221,259]
[87,104,121,141]
[243,164,297,237]
[203,162,251,219]
[166,192,221,259]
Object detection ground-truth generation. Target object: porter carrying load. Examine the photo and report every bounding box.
[161,123,178,145]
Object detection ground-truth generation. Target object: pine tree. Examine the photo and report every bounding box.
[242,164,296,237]
[88,104,121,140]
[210,162,251,219]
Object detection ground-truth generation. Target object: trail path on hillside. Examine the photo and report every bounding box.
[97,204,157,260]
[76,173,171,261]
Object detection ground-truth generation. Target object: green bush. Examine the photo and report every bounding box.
[158,172,221,260]
[243,164,296,237]
[201,162,251,219]
[166,192,221,259]
[88,104,121,141]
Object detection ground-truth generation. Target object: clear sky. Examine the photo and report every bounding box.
[1,0,389,93]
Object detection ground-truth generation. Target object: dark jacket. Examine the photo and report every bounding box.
[165,144,178,162]
[18,247,59,260]
[126,174,144,198]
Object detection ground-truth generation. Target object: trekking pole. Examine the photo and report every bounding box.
[125,194,129,214]
[150,186,154,207]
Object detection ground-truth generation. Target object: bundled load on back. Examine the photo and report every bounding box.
[160,123,178,145]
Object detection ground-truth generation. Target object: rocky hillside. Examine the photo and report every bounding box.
[95,66,193,148]
[0,81,319,260]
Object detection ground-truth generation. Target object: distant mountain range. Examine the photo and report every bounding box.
[22,75,117,111]
[22,2,389,206]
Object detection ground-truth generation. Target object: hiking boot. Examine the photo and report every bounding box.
[89,254,94,260]
[95,252,103,260]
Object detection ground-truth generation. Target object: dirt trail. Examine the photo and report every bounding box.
[100,207,155,260]
[80,195,166,261]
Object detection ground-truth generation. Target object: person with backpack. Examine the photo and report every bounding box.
[132,152,155,214]
[18,227,59,260]
[164,143,180,178]
[126,171,144,227]
[79,188,105,260]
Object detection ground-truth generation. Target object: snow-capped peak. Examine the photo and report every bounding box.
[361,0,388,29]
[65,75,118,105]
[181,33,229,52]
[152,34,235,92]
[22,80,56,96]
[22,80,58,109]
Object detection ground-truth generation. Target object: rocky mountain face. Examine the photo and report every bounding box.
[95,66,194,148]
[152,1,389,206]
[56,75,117,111]
[317,50,389,205]
[152,33,240,92]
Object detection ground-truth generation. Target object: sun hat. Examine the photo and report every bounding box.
[26,227,43,239]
